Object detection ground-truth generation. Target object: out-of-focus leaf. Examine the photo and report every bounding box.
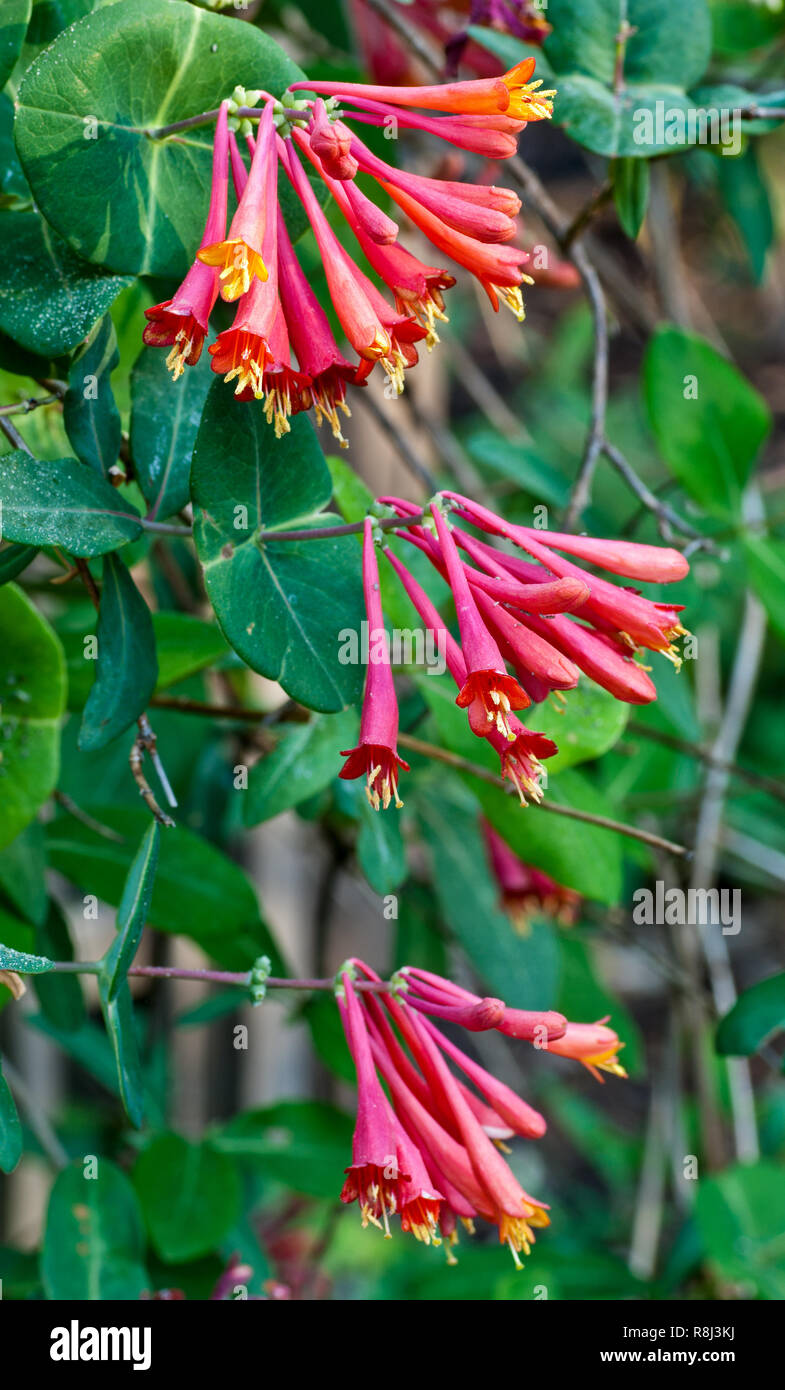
[644,325,771,517]
[613,157,650,238]
[213,1100,354,1199]
[0,584,65,850]
[42,1160,148,1300]
[244,711,359,826]
[0,1057,22,1173]
[716,973,785,1057]
[416,778,561,1007]
[695,1162,785,1299]
[79,554,158,750]
[133,1132,241,1262]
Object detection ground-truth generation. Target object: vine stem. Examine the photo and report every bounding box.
[48,962,392,991]
[395,731,690,857]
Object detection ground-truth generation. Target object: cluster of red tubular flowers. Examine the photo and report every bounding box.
[339,495,690,812]
[336,959,625,1263]
[143,58,554,444]
[482,820,582,929]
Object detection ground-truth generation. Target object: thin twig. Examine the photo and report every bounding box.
[53,790,126,842]
[396,731,690,855]
[129,716,177,827]
[1,1058,69,1170]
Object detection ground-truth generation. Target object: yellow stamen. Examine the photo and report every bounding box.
[197,238,268,301]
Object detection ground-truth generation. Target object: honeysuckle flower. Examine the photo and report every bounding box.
[338,971,407,1234]
[143,103,230,379]
[379,180,532,318]
[340,519,409,809]
[316,174,455,345]
[294,56,554,121]
[280,141,393,370]
[404,1009,550,1266]
[276,210,356,447]
[307,98,358,179]
[334,96,528,158]
[350,134,519,243]
[540,1018,627,1083]
[383,544,556,802]
[198,100,274,300]
[420,1017,550,1139]
[430,502,529,739]
[336,958,626,1264]
[446,493,690,666]
[483,821,581,928]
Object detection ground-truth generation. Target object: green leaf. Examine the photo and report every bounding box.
[153,612,229,689]
[0,0,30,89]
[101,821,160,1000]
[545,0,711,90]
[42,1160,148,1300]
[131,343,214,519]
[0,584,66,851]
[0,1057,22,1173]
[643,325,771,517]
[744,535,785,645]
[32,899,85,1032]
[716,973,785,1057]
[476,768,624,905]
[0,210,133,357]
[133,1132,241,1262]
[79,554,158,750]
[14,0,312,278]
[474,1,713,157]
[356,791,407,895]
[63,314,122,478]
[613,156,650,238]
[244,710,359,826]
[97,977,145,1128]
[523,678,630,773]
[0,941,52,973]
[0,451,142,554]
[0,822,47,926]
[213,1099,353,1199]
[45,804,282,971]
[0,543,38,586]
[695,1162,785,1299]
[416,779,561,1007]
[192,384,364,713]
[716,145,775,283]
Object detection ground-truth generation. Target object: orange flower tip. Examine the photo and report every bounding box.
[502,62,557,121]
[197,239,268,300]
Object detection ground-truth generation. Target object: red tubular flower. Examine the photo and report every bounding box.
[307,98,358,179]
[540,1019,627,1083]
[377,179,532,318]
[430,503,529,739]
[280,140,393,369]
[342,98,528,158]
[350,134,518,243]
[338,972,407,1234]
[403,1009,550,1266]
[383,544,556,802]
[446,493,690,665]
[340,519,409,809]
[419,1017,551,1140]
[208,133,309,436]
[198,101,274,300]
[483,820,581,927]
[316,173,455,346]
[275,211,357,448]
[292,57,554,120]
[143,103,230,378]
